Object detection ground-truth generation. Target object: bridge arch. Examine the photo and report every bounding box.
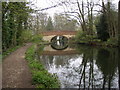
[50,35,68,50]
[51,35,68,43]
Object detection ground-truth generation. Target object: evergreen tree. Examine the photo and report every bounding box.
[96,14,110,41]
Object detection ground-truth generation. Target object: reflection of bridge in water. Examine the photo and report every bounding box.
[41,45,78,55]
[40,31,77,42]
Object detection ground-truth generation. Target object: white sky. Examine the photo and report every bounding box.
[29,0,119,17]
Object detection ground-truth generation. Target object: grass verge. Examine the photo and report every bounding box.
[25,45,60,88]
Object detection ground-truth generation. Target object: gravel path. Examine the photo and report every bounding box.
[2,43,34,88]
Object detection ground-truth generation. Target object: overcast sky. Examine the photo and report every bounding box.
[29,0,119,17]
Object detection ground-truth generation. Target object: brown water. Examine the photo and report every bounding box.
[36,44,120,89]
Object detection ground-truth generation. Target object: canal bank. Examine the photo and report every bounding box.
[25,45,60,88]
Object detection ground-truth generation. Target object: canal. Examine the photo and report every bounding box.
[36,37,119,89]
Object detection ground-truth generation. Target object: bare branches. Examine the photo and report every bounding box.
[34,1,66,12]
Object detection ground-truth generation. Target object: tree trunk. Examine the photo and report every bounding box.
[118,1,120,46]
[118,1,120,88]
[117,47,120,89]
[77,0,87,34]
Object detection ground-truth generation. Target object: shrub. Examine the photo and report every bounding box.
[20,30,33,43]
[75,31,96,43]
[32,34,43,43]
[107,38,118,46]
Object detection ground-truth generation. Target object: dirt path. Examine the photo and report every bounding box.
[2,43,34,88]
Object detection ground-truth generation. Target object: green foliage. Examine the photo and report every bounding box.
[32,71,59,88]
[106,38,118,46]
[20,30,33,43]
[75,31,97,43]
[29,61,45,70]
[36,45,45,55]
[2,2,33,51]
[95,14,110,41]
[25,45,60,88]
[25,45,35,60]
[32,34,43,44]
[75,30,118,47]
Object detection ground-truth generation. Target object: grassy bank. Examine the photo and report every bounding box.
[25,45,60,88]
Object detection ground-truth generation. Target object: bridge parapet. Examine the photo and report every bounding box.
[40,31,77,36]
[40,31,77,42]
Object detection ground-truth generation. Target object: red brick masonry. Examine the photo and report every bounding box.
[40,30,77,36]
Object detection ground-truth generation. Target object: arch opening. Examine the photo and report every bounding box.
[51,35,68,50]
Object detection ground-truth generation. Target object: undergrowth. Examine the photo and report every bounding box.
[25,45,60,88]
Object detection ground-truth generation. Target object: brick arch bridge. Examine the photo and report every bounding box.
[40,31,77,42]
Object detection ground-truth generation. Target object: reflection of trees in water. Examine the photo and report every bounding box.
[39,55,78,68]
[76,46,119,89]
[36,44,119,89]
[77,48,96,89]
[96,48,118,89]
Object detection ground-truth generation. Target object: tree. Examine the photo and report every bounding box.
[46,16,54,31]
[2,2,32,51]
[38,13,48,31]
[118,1,120,88]
[57,0,95,34]
[118,0,120,46]
[95,1,118,41]
[106,1,118,38]
[54,14,77,31]
[96,14,109,41]
[54,14,64,30]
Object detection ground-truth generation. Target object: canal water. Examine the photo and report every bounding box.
[36,43,120,89]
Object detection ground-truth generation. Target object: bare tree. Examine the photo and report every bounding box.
[60,0,96,35]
